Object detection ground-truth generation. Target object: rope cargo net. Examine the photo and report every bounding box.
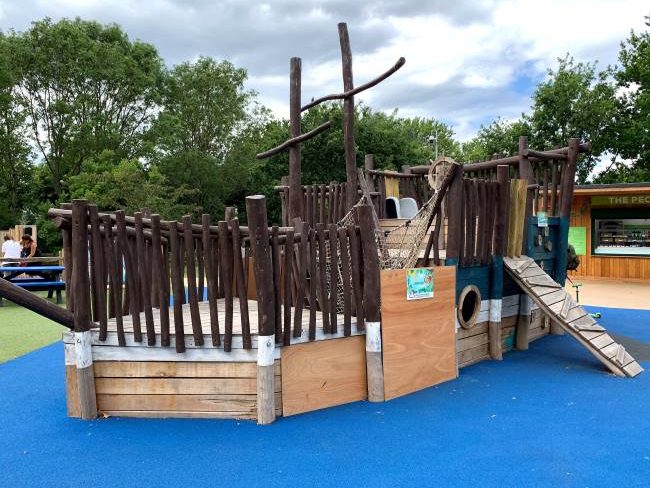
[322,158,453,313]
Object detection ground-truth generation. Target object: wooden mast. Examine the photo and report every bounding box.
[288,57,303,221]
[338,23,358,211]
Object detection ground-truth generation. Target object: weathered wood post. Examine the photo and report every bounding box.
[288,57,303,221]
[71,199,97,419]
[444,166,464,266]
[364,153,375,172]
[515,136,534,350]
[489,166,509,360]
[339,22,359,211]
[246,195,277,424]
[61,202,74,311]
[356,204,384,402]
[551,138,580,335]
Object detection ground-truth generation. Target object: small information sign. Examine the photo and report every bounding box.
[406,268,434,300]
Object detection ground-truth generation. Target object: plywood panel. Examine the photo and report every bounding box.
[381,266,457,401]
[65,365,80,418]
[281,336,367,416]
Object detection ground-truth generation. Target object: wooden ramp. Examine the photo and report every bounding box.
[504,256,643,378]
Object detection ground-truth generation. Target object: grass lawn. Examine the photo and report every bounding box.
[0,293,66,363]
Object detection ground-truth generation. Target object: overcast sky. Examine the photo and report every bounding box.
[0,0,648,141]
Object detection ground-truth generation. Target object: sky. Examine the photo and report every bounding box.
[0,0,648,142]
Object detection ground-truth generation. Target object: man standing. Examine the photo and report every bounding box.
[2,235,22,267]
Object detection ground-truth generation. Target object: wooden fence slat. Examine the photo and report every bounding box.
[116,211,142,343]
[283,229,294,345]
[89,205,108,339]
[316,223,330,334]
[293,221,308,338]
[201,215,220,347]
[328,223,338,334]
[103,215,125,346]
[183,216,204,346]
[218,221,234,352]
[348,225,364,331]
[230,219,251,349]
[135,213,156,345]
[338,227,352,336]
[168,221,186,353]
[308,227,318,340]
[271,226,282,343]
[151,215,170,347]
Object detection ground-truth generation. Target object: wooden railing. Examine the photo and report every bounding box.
[446,138,585,261]
[48,197,377,353]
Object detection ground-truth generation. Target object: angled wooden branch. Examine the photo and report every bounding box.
[301,57,406,112]
[256,121,332,159]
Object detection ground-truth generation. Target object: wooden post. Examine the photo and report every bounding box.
[518,136,534,255]
[444,166,464,265]
[246,195,276,425]
[62,202,73,311]
[356,204,384,402]
[552,138,580,331]
[339,23,359,211]
[71,199,97,419]
[559,138,579,220]
[288,57,303,221]
[364,153,374,172]
[488,166,509,360]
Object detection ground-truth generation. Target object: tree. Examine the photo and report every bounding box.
[0,33,33,227]
[150,57,260,217]
[460,118,533,162]
[8,18,164,197]
[152,57,253,158]
[529,56,616,182]
[68,152,199,219]
[596,15,650,183]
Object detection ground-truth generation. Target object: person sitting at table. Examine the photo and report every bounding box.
[20,234,42,266]
[2,235,22,268]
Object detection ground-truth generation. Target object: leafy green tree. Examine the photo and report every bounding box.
[596,15,650,183]
[0,33,33,227]
[150,57,261,217]
[8,18,164,197]
[460,118,533,162]
[529,56,616,182]
[68,152,199,218]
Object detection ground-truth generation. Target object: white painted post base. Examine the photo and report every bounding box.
[488,299,503,360]
[515,295,532,350]
[257,334,276,425]
[365,322,384,402]
[74,331,97,419]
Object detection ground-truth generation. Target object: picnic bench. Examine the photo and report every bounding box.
[0,264,65,306]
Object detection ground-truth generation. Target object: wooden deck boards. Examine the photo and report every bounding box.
[104,298,351,337]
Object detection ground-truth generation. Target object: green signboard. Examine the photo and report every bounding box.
[568,226,587,256]
[591,195,650,207]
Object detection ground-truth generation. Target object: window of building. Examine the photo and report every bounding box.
[593,207,650,256]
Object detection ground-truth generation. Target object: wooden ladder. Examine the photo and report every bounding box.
[504,256,643,378]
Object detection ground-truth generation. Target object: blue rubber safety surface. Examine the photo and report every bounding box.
[1,306,649,488]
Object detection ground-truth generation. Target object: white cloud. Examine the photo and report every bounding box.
[0,0,648,143]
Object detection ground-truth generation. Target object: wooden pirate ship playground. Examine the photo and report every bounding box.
[0,23,642,425]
